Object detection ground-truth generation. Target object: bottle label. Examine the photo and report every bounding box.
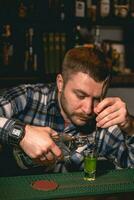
[75,1,85,17]
[114,4,129,18]
[100,0,110,17]
[119,6,129,18]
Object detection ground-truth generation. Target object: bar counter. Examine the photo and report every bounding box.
[0,168,134,200]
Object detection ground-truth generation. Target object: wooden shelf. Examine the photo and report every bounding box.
[110,74,134,87]
[0,73,57,88]
[0,74,134,89]
[0,76,41,89]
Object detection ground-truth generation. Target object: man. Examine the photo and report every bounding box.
[0,47,133,176]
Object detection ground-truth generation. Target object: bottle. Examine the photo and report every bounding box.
[60,33,66,64]
[94,25,101,49]
[18,1,27,18]
[24,28,37,71]
[87,0,97,22]
[60,0,65,22]
[75,0,86,18]
[99,0,111,18]
[74,25,81,47]
[114,0,129,18]
[1,24,14,68]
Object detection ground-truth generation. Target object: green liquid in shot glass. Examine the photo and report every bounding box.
[84,156,97,181]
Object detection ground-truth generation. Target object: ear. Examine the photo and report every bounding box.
[56,74,64,92]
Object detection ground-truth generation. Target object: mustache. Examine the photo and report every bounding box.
[75,113,96,120]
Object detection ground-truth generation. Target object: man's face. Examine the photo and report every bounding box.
[57,72,104,126]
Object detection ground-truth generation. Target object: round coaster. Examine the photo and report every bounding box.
[31,180,58,191]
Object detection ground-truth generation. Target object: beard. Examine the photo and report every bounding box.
[59,91,96,127]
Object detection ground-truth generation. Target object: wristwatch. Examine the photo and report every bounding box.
[9,121,25,145]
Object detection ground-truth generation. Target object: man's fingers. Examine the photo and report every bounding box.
[45,151,55,161]
[44,127,58,137]
[95,97,120,114]
[50,142,62,158]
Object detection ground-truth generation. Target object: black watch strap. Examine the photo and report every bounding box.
[9,121,25,146]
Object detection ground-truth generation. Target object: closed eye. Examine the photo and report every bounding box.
[74,90,86,100]
[76,93,85,100]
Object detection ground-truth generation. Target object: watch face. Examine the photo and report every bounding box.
[12,128,21,137]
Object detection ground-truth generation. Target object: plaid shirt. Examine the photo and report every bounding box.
[0,83,134,172]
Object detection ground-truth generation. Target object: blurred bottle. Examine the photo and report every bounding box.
[99,0,111,18]
[60,33,66,64]
[93,25,101,49]
[114,0,129,19]
[87,0,97,22]
[60,0,65,22]
[74,25,82,47]
[18,0,27,19]
[0,24,14,68]
[24,27,37,72]
[18,0,34,20]
[75,0,86,18]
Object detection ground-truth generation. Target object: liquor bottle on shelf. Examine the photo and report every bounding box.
[43,32,67,75]
[74,25,82,47]
[74,24,93,48]
[48,33,55,74]
[87,0,97,22]
[24,27,37,72]
[93,25,102,49]
[114,0,129,19]
[99,0,111,19]
[18,0,27,19]
[60,0,65,22]
[111,44,126,74]
[60,33,66,64]
[54,33,61,73]
[43,33,49,74]
[18,0,35,20]
[75,0,86,18]
[0,24,14,70]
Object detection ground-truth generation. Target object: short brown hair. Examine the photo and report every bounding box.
[61,47,111,83]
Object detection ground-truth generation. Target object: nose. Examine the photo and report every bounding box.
[81,99,93,115]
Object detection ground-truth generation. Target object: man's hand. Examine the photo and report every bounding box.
[19,125,62,165]
[94,97,134,135]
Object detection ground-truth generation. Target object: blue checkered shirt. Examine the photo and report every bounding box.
[0,83,134,171]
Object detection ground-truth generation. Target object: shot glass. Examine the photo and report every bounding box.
[84,149,97,181]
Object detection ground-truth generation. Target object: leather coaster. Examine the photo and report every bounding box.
[31,180,58,191]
